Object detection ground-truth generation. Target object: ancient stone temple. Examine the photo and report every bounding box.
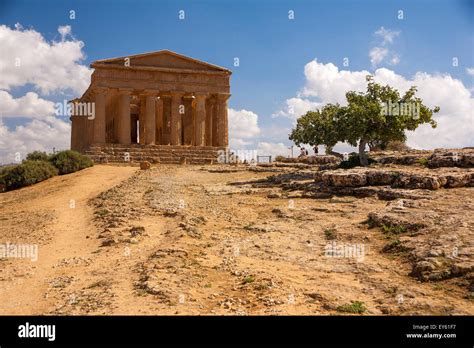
[70,50,231,164]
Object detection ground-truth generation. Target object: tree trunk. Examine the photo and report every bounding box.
[358,138,368,166]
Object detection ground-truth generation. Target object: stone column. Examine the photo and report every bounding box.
[194,93,207,147]
[171,92,184,145]
[138,95,146,145]
[205,97,214,146]
[93,87,108,144]
[144,91,158,145]
[155,96,163,145]
[216,93,231,147]
[117,88,132,145]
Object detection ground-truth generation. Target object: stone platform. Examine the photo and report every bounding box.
[85,144,225,165]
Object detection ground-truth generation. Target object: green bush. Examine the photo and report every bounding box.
[339,153,376,169]
[25,151,49,162]
[0,165,16,190]
[0,160,58,191]
[418,157,429,167]
[275,155,287,162]
[324,228,337,240]
[49,150,93,175]
[336,301,367,314]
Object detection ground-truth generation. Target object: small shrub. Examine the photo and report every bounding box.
[418,157,429,167]
[324,228,337,240]
[0,165,16,191]
[336,301,366,314]
[26,151,49,162]
[0,160,58,191]
[49,150,93,175]
[370,140,410,152]
[275,155,287,162]
[381,224,408,234]
[95,208,110,217]
[385,141,411,152]
[242,275,255,284]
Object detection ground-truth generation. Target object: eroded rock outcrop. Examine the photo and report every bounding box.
[313,168,473,190]
[428,149,474,168]
[367,200,474,287]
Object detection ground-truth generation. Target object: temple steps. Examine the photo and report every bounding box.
[85,144,225,164]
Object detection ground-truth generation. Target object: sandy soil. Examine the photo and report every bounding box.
[0,164,472,315]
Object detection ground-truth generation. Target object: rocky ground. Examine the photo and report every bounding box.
[0,150,473,315]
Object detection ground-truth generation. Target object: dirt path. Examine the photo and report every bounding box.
[0,165,136,314]
[0,164,472,315]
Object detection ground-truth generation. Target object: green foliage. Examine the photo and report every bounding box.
[26,151,49,162]
[381,224,408,234]
[242,275,255,284]
[324,228,337,240]
[290,76,439,166]
[0,150,94,192]
[0,160,58,191]
[336,301,367,314]
[0,165,16,190]
[49,150,93,175]
[418,157,429,167]
[289,104,344,150]
[339,153,376,169]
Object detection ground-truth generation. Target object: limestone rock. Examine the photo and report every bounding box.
[428,149,474,168]
[321,171,367,187]
[140,161,151,170]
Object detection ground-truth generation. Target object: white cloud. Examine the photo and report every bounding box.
[228,109,295,158]
[273,97,322,120]
[370,47,389,67]
[257,142,290,158]
[228,108,261,149]
[0,24,91,164]
[370,27,401,67]
[466,67,474,76]
[390,55,400,66]
[301,61,370,104]
[0,116,70,164]
[0,24,92,95]
[375,27,400,45]
[275,60,474,149]
[0,91,56,119]
[58,25,72,40]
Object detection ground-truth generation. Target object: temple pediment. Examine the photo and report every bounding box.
[92,50,230,73]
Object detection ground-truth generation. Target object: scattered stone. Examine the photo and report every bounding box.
[140,161,152,170]
[100,237,116,247]
[130,226,145,237]
[368,211,427,232]
[244,224,275,233]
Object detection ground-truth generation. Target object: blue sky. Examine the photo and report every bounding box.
[0,0,473,161]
